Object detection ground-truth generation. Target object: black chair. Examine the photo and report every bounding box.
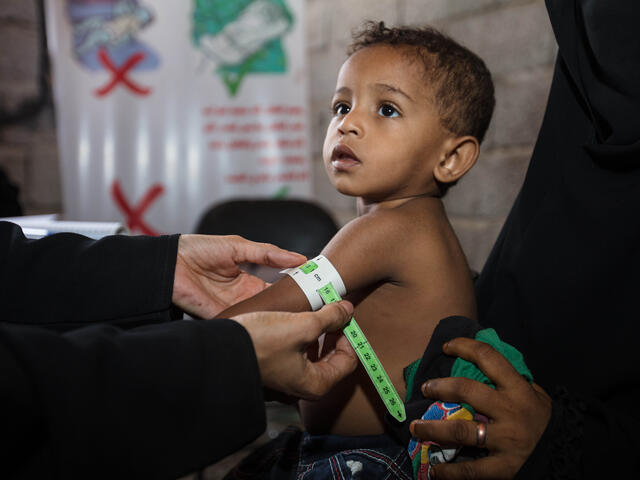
[195,199,339,282]
[195,199,339,258]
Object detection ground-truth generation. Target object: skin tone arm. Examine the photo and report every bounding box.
[410,338,551,480]
[171,233,358,399]
[215,209,405,319]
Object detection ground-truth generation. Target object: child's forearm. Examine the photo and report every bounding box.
[215,275,312,319]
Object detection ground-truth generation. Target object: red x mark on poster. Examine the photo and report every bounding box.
[95,48,152,97]
[111,180,164,236]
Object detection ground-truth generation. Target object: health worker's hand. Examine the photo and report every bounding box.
[232,301,358,400]
[172,234,306,319]
[410,337,552,480]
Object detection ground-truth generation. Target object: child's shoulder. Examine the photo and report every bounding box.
[321,198,451,288]
[325,199,450,268]
[343,197,447,241]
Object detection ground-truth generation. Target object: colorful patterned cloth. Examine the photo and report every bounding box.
[407,401,473,480]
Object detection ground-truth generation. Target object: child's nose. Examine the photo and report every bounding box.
[337,111,363,137]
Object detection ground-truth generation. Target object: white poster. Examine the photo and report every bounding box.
[45,0,311,235]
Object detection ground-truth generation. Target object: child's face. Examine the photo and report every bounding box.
[323,45,452,203]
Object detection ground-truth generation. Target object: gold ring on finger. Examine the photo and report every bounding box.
[476,421,487,448]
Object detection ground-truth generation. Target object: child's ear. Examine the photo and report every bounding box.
[433,136,479,184]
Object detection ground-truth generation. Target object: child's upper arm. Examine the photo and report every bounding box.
[320,209,406,293]
[215,210,406,319]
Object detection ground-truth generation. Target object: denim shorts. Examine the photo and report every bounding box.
[297,430,413,479]
[225,426,413,480]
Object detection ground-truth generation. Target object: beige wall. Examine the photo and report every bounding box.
[0,0,555,272]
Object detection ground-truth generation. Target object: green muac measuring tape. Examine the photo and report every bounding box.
[317,282,406,422]
[284,256,406,423]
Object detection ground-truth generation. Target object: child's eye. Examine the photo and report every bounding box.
[378,104,399,118]
[333,103,351,116]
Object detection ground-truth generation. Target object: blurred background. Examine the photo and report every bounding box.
[0,0,555,476]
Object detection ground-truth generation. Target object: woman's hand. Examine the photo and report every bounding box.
[232,301,358,399]
[172,234,306,318]
[410,337,552,479]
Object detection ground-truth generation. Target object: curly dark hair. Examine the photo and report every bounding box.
[349,21,495,144]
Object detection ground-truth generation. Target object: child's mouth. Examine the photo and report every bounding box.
[331,145,361,170]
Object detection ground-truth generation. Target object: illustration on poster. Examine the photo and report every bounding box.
[193,0,294,96]
[111,180,164,236]
[47,0,310,234]
[66,0,159,96]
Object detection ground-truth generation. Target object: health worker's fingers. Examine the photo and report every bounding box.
[300,301,354,343]
[333,331,353,357]
[229,236,306,268]
[300,343,358,399]
[443,338,525,390]
[306,337,321,362]
[232,305,356,400]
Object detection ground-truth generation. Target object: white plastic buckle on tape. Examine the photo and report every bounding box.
[281,255,347,310]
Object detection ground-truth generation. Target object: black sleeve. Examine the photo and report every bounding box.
[475,1,640,478]
[0,221,181,331]
[1,318,266,479]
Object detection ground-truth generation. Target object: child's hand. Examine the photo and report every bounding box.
[172,234,306,318]
[409,337,551,479]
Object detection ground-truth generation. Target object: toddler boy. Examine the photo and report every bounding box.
[218,22,521,479]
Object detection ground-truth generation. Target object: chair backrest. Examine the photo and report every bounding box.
[194,199,339,259]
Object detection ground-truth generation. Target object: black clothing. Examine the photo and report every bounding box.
[476,0,640,478]
[0,222,266,478]
[392,316,483,445]
[0,167,22,217]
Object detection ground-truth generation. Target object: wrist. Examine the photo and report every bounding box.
[171,236,204,315]
[171,238,187,307]
[515,387,585,479]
